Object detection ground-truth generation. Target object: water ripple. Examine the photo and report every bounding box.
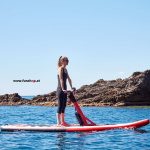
[0,106,150,150]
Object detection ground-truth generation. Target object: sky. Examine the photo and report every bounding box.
[0,0,150,96]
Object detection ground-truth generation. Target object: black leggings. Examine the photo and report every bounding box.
[57,87,67,113]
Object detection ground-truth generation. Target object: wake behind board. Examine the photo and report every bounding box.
[1,119,149,132]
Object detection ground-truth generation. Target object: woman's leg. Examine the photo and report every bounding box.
[56,89,64,125]
[56,113,61,125]
[61,113,65,123]
[61,93,68,126]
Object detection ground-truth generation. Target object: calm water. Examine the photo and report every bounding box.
[0,97,150,149]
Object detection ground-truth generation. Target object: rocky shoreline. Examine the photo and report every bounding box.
[0,70,150,107]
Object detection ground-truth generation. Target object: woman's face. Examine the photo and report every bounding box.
[62,58,69,65]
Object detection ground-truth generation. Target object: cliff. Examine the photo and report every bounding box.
[0,70,150,107]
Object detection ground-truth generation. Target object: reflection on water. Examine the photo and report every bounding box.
[55,131,106,149]
[134,129,150,133]
[55,132,66,149]
[55,132,84,149]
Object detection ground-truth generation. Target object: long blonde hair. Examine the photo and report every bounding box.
[57,56,68,68]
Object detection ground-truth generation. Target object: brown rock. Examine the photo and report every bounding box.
[1,69,150,107]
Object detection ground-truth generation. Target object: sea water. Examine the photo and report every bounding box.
[0,96,150,150]
[21,96,35,100]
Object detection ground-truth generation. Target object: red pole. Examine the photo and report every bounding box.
[69,92,96,126]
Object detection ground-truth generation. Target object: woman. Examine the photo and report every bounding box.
[56,56,74,126]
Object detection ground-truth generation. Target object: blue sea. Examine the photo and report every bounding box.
[0,96,150,150]
[21,96,35,100]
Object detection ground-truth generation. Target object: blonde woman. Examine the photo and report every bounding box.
[56,56,74,126]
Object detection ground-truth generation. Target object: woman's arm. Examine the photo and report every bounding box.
[66,70,73,90]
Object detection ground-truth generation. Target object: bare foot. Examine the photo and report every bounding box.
[53,124,61,127]
[61,122,69,126]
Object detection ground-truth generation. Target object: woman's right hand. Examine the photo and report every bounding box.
[71,87,76,92]
[62,90,67,93]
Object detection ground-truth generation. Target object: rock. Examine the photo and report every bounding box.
[131,71,141,78]
[0,93,29,105]
[0,69,150,106]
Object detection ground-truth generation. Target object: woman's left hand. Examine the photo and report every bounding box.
[63,90,67,93]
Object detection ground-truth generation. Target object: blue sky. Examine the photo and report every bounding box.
[0,0,150,95]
